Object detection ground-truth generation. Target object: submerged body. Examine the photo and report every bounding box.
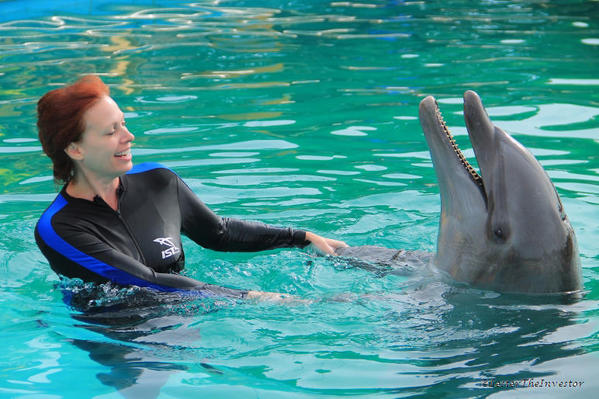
[339,91,581,294]
[335,246,432,276]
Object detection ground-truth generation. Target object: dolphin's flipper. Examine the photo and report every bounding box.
[335,246,432,276]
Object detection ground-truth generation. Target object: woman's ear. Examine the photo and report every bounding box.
[64,142,84,161]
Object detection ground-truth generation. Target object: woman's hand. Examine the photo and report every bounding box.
[305,231,348,256]
[246,290,293,301]
[245,290,312,304]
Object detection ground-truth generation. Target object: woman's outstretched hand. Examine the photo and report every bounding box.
[305,231,348,256]
[245,290,312,304]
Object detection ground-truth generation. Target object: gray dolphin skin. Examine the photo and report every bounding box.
[420,90,581,293]
[338,91,582,294]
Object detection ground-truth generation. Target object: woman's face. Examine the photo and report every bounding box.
[68,96,134,181]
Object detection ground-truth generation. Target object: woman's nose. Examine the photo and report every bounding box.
[121,126,135,142]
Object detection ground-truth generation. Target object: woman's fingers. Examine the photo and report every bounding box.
[305,232,348,255]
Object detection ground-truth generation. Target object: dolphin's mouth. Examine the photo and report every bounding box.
[431,100,486,192]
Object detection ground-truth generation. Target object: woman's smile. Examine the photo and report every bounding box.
[114,149,132,160]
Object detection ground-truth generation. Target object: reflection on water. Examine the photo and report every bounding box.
[63,284,203,398]
[57,275,593,397]
[1,0,599,397]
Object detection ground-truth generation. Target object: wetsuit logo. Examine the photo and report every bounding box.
[153,237,181,259]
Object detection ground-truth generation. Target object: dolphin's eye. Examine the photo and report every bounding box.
[492,226,508,242]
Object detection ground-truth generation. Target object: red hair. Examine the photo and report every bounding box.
[37,75,110,183]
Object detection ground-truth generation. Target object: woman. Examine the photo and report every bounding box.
[35,75,347,299]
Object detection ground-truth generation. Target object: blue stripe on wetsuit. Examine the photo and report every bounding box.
[127,162,170,175]
[36,191,181,293]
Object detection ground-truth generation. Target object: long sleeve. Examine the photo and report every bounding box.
[176,176,309,252]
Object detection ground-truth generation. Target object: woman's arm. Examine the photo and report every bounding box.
[177,176,317,251]
[176,175,348,255]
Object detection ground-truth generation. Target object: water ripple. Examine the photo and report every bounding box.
[2,1,599,397]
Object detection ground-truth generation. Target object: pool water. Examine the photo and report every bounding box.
[1,0,599,397]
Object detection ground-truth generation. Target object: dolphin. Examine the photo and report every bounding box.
[337,91,582,294]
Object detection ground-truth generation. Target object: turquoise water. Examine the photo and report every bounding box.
[1,0,599,397]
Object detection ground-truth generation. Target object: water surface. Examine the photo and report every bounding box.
[1,0,598,397]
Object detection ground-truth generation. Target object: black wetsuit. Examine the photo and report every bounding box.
[35,163,309,297]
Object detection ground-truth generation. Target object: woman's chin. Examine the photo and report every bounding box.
[114,157,133,174]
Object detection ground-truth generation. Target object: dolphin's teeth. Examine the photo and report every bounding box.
[434,103,484,187]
